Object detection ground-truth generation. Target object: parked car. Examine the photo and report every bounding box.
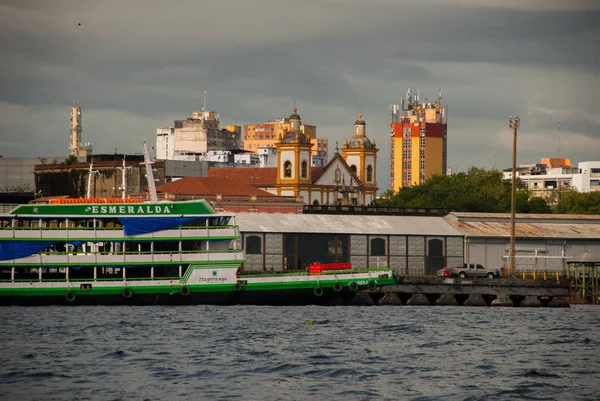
[436,268,453,278]
[450,264,499,279]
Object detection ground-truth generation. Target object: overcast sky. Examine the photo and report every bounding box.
[1,0,599,190]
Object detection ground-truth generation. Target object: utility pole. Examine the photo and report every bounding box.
[509,116,520,275]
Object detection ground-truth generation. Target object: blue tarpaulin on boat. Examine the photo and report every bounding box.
[117,216,199,236]
[0,241,56,261]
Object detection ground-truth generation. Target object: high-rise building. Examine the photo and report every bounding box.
[156,108,241,160]
[389,89,447,192]
[244,114,327,165]
[69,103,92,157]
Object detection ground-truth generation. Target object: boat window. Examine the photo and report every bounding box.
[127,241,152,253]
[97,266,122,279]
[245,235,262,254]
[0,267,11,280]
[153,241,179,253]
[69,266,94,280]
[370,238,386,256]
[153,264,181,279]
[13,267,39,281]
[180,217,207,228]
[181,240,203,251]
[125,265,153,279]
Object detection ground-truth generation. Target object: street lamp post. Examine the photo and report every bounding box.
[509,116,520,275]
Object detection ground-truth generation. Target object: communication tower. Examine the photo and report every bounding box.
[69,103,82,156]
[69,102,92,157]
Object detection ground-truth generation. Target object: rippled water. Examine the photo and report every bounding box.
[1,305,599,400]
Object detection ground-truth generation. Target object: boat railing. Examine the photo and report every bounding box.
[39,249,244,256]
[240,267,392,277]
[1,224,238,231]
[0,204,19,214]
[2,276,184,283]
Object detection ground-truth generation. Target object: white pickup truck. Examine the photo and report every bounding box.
[450,263,499,278]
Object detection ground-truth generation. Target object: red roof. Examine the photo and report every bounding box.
[208,166,325,185]
[208,167,277,186]
[155,176,275,197]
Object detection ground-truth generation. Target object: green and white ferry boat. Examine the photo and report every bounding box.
[0,199,395,306]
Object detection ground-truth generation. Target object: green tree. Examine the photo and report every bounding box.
[553,190,600,214]
[527,196,552,214]
[64,154,78,165]
[379,167,547,214]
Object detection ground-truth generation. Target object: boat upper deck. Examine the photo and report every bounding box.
[0,200,239,239]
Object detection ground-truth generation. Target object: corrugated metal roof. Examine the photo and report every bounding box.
[448,212,600,223]
[236,213,463,236]
[445,212,600,238]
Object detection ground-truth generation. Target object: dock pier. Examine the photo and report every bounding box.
[368,276,570,307]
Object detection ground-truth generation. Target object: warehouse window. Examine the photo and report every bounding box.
[370,238,386,256]
[245,235,262,254]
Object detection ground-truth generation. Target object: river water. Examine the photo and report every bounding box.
[1,305,599,400]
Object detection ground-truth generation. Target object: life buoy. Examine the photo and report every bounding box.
[65,290,76,302]
[121,287,133,299]
[348,281,359,292]
[332,282,343,292]
[367,280,377,290]
[313,286,324,297]
[180,285,191,296]
[234,283,243,291]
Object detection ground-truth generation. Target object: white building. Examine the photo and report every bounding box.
[503,161,600,195]
[258,146,277,168]
[156,109,241,160]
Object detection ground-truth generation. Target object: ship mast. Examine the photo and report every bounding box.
[143,142,158,203]
[116,156,132,199]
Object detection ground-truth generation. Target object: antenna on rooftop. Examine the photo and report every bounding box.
[438,89,443,103]
[557,120,562,154]
[203,90,207,111]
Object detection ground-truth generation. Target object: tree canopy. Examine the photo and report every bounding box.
[378,167,598,214]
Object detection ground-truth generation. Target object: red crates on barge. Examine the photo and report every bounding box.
[309,262,352,275]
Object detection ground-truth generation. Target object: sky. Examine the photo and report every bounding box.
[1,0,599,191]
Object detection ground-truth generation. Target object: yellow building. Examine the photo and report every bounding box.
[275,110,378,205]
[341,114,378,198]
[244,117,327,162]
[389,90,447,192]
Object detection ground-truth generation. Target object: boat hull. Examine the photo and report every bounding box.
[0,287,372,306]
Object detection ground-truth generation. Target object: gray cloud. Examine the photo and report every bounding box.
[1,0,599,190]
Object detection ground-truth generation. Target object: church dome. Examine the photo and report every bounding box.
[282,130,309,144]
[348,136,372,148]
[289,107,301,121]
[347,113,374,148]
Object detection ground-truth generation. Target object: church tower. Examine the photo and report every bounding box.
[341,114,378,204]
[275,108,314,197]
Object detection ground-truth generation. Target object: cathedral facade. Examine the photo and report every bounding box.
[274,109,378,205]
